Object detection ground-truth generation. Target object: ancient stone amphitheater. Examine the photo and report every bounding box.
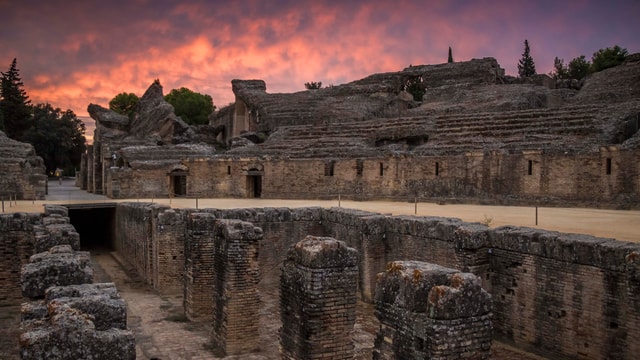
[82,57,640,209]
[1,56,639,359]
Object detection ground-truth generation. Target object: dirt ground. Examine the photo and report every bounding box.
[6,195,640,243]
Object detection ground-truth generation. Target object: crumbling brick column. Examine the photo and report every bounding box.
[210,219,262,355]
[373,261,493,359]
[279,236,358,359]
[184,212,217,320]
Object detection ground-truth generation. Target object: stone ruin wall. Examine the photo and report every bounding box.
[92,146,640,208]
[0,205,135,359]
[0,212,39,305]
[109,202,640,359]
[0,131,47,200]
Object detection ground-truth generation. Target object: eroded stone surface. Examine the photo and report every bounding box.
[21,245,93,299]
[19,302,135,360]
[374,261,492,359]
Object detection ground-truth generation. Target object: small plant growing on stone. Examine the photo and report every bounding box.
[480,214,493,227]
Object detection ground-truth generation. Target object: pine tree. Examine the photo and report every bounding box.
[0,58,32,140]
[517,40,536,78]
[448,47,454,63]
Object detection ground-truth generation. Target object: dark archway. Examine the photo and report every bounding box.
[246,169,262,198]
[170,170,188,197]
[66,204,116,251]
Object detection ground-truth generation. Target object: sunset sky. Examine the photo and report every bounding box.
[1,0,639,139]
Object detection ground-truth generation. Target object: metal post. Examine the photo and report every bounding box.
[535,206,538,225]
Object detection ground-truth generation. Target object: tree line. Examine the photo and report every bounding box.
[0,59,86,176]
[109,81,215,125]
[517,40,629,80]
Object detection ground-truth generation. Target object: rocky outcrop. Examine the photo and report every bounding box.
[0,130,46,200]
[88,80,223,147]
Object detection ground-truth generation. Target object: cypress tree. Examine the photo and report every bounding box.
[517,40,537,78]
[0,58,32,140]
[448,47,454,63]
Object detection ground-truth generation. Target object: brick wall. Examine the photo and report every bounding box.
[110,204,640,359]
[0,213,39,305]
[279,236,358,359]
[210,219,262,355]
[184,212,216,320]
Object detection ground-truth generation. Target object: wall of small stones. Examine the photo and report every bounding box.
[374,261,493,359]
[279,236,358,359]
[95,147,640,209]
[18,205,135,360]
[0,212,40,305]
[109,203,640,359]
[210,219,262,355]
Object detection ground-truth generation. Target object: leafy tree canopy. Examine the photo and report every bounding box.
[551,57,568,80]
[591,45,628,72]
[22,103,86,175]
[0,58,32,140]
[304,81,322,90]
[517,39,536,78]
[567,55,591,80]
[109,92,139,118]
[164,87,215,125]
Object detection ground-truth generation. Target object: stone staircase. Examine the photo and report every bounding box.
[244,104,608,157]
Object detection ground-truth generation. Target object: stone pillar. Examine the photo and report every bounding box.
[279,236,358,359]
[184,212,216,320]
[373,261,493,359]
[210,219,262,355]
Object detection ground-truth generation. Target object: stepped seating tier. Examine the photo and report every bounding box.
[238,105,610,158]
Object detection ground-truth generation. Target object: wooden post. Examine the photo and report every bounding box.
[414,196,417,215]
[535,206,538,225]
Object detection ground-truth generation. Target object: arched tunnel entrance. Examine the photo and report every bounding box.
[66,203,117,251]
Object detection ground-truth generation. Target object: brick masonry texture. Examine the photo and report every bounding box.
[373,261,492,359]
[106,203,640,359]
[280,236,359,359]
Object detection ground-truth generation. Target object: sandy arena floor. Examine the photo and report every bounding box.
[4,178,640,243]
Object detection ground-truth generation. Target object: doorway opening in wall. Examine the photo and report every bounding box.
[246,170,262,198]
[171,171,187,197]
[66,203,117,252]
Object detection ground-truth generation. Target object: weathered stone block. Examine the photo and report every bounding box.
[374,261,492,359]
[19,302,135,360]
[44,283,127,330]
[280,236,358,360]
[21,245,93,299]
